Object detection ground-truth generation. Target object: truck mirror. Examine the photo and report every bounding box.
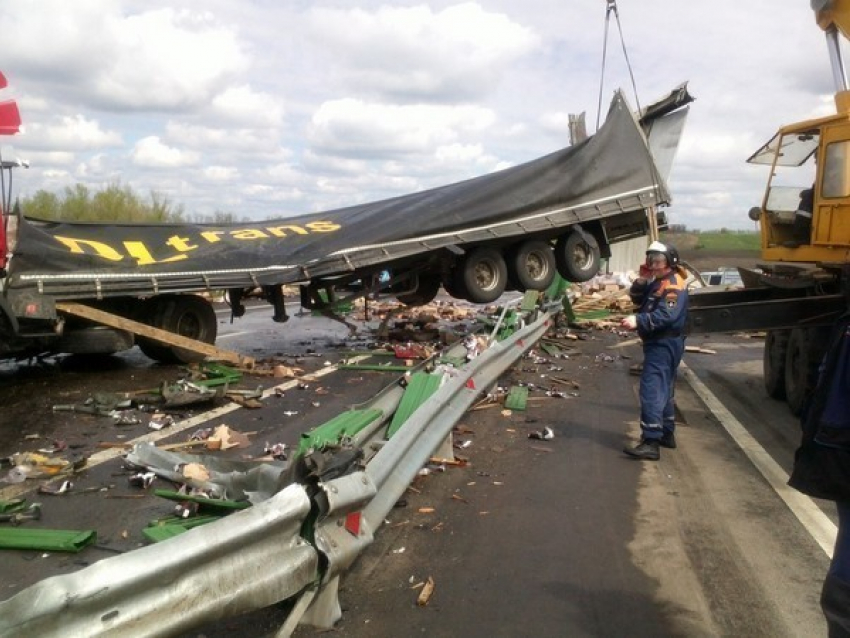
[748,206,762,222]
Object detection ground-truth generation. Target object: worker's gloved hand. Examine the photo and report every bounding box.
[620,314,637,330]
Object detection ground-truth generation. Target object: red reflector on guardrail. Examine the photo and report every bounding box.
[344,511,361,537]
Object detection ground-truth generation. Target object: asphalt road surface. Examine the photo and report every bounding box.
[0,298,836,637]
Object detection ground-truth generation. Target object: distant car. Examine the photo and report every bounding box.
[702,269,742,286]
[688,267,744,289]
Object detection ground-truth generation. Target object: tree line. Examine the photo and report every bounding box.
[19,183,240,223]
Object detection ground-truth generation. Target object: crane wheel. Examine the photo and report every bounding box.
[763,329,789,399]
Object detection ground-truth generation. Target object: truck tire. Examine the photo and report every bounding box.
[784,327,829,416]
[554,231,601,283]
[506,240,557,292]
[763,329,789,399]
[455,247,508,304]
[137,295,218,364]
[396,271,441,306]
[442,268,469,301]
[54,326,135,355]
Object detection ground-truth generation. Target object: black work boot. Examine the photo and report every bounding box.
[660,432,677,449]
[623,439,660,460]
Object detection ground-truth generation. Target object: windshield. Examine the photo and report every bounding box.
[747,131,819,167]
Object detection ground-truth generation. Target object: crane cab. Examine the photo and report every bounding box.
[748,111,850,265]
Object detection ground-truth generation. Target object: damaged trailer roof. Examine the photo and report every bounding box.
[7,89,686,299]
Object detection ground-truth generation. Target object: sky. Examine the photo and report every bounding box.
[0,0,838,230]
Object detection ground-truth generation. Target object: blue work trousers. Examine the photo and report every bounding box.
[823,501,850,636]
[639,337,685,440]
[831,502,850,582]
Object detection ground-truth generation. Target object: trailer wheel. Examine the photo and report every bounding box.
[395,271,442,306]
[455,247,508,304]
[442,268,468,301]
[554,231,601,283]
[506,240,557,292]
[784,327,829,416]
[763,329,789,399]
[137,295,218,364]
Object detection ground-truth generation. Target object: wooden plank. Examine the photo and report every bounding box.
[56,302,255,368]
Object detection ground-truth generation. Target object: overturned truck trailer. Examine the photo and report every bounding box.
[0,87,692,362]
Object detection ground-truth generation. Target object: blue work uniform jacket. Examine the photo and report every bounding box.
[629,268,689,340]
[789,312,850,502]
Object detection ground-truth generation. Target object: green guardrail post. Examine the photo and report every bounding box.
[387,372,442,438]
[545,274,570,300]
[194,362,243,388]
[298,408,383,455]
[143,514,222,543]
[504,386,529,411]
[0,528,97,553]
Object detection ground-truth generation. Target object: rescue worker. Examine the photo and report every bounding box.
[788,311,850,636]
[619,241,689,461]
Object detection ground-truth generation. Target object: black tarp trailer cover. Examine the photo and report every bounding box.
[5,90,685,301]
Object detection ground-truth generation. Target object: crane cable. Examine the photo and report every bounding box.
[595,0,642,131]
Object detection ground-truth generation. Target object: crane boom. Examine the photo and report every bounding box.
[814,0,850,100]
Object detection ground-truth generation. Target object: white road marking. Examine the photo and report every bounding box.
[217,331,250,340]
[681,361,837,558]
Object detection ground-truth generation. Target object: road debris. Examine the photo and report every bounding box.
[685,345,717,355]
[417,577,435,606]
[37,480,73,495]
[36,440,67,455]
[148,413,174,431]
[263,442,288,460]
[52,392,132,416]
[0,502,41,525]
[206,425,251,450]
[160,380,222,409]
[1,452,87,483]
[181,463,211,482]
[128,472,156,489]
[528,427,555,440]
[0,522,97,552]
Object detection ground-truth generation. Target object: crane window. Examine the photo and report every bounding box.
[822,140,850,198]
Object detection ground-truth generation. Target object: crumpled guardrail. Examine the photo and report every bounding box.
[0,484,316,637]
[294,308,552,629]
[0,304,553,637]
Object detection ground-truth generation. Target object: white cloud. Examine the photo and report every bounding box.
[2,2,247,112]
[131,136,199,168]
[307,3,539,100]
[21,115,122,151]
[201,165,239,182]
[97,9,246,110]
[309,99,496,157]
[209,85,285,128]
[164,121,282,154]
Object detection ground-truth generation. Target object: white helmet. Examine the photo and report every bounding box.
[645,241,680,267]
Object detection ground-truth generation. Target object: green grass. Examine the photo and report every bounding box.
[663,231,760,252]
